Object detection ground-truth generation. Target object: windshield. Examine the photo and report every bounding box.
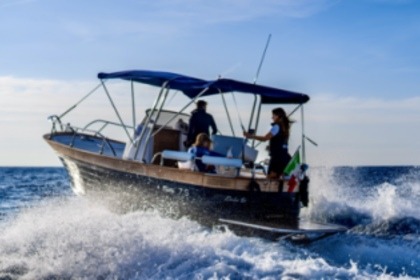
[142,109,190,130]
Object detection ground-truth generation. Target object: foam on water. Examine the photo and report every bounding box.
[302,166,420,224]
[298,166,420,277]
[1,167,419,279]
[0,196,418,279]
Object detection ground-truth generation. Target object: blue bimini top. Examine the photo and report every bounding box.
[98,70,309,104]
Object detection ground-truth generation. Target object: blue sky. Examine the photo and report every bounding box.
[1,0,419,166]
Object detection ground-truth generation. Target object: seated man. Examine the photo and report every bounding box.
[188,133,222,173]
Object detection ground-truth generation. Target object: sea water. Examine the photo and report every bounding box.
[0,166,419,279]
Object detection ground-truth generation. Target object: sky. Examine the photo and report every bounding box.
[1,0,419,166]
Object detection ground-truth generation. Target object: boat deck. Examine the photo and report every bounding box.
[49,133,267,179]
[51,133,126,158]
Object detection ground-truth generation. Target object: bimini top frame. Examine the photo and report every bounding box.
[96,70,311,163]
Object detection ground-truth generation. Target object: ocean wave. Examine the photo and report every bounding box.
[350,216,420,237]
[1,167,419,279]
[1,197,417,279]
[302,166,420,227]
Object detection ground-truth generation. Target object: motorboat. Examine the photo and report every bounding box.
[44,70,346,240]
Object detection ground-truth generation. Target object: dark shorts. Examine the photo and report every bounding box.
[268,152,291,175]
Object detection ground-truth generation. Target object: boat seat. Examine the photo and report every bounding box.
[211,135,244,158]
[211,135,258,162]
[201,156,242,168]
[161,150,193,162]
[161,150,194,169]
[202,155,242,177]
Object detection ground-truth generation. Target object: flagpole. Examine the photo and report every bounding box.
[301,105,306,163]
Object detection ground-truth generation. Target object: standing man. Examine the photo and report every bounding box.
[186,100,218,147]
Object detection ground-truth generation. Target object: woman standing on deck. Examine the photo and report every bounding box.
[243,107,292,179]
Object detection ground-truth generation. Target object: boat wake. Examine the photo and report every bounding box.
[0,166,419,279]
[0,197,354,279]
[0,201,418,278]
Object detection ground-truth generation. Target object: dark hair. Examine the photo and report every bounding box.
[272,107,291,139]
[197,100,207,109]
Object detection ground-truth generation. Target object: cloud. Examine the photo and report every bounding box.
[61,21,95,43]
[143,0,338,23]
[1,76,419,166]
[0,0,34,8]
[301,94,420,166]
[59,0,338,42]
[233,93,420,166]
[308,94,420,124]
[1,76,96,114]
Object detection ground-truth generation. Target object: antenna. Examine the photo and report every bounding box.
[248,34,272,137]
[253,33,272,84]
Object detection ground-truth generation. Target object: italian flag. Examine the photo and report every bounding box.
[283,149,301,193]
